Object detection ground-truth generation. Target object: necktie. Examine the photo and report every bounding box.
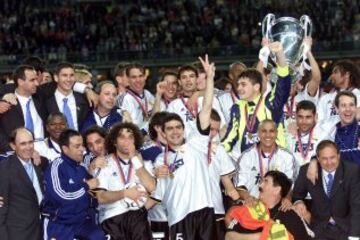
[326,173,333,197]
[25,161,34,182]
[63,98,75,129]
[25,99,34,133]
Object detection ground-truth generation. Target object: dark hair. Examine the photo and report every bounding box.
[149,112,169,141]
[264,171,292,198]
[334,90,357,108]
[13,65,36,88]
[113,61,130,78]
[214,77,233,91]
[210,109,221,122]
[95,80,116,94]
[316,140,340,156]
[161,113,185,132]
[333,60,360,88]
[46,112,67,126]
[178,65,198,79]
[237,68,263,93]
[23,56,45,73]
[84,126,107,148]
[161,71,178,82]
[296,100,317,114]
[105,122,143,154]
[9,127,34,144]
[125,63,145,77]
[54,62,74,75]
[58,129,82,149]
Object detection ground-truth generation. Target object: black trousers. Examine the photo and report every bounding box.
[151,221,169,240]
[101,208,152,240]
[170,208,218,240]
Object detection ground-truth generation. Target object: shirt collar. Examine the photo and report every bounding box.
[15,91,32,103]
[17,155,32,167]
[248,94,262,106]
[61,153,80,167]
[55,89,74,99]
[127,87,144,99]
[322,169,336,178]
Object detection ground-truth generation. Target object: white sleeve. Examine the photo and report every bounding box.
[215,145,235,175]
[151,178,165,201]
[212,97,227,127]
[234,153,253,189]
[73,82,88,93]
[34,141,60,162]
[96,166,111,190]
[316,95,328,123]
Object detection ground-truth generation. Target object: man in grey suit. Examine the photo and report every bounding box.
[0,128,47,240]
[293,140,360,240]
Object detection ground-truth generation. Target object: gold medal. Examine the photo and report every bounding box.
[247,132,253,140]
[169,172,174,179]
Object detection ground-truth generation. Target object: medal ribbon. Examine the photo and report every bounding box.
[113,154,133,185]
[164,144,178,173]
[296,128,314,160]
[245,95,263,134]
[180,96,198,118]
[127,90,149,118]
[285,95,296,118]
[257,144,277,177]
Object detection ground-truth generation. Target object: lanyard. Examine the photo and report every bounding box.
[127,90,149,119]
[296,128,314,160]
[180,96,198,118]
[113,154,133,185]
[207,141,212,165]
[257,145,277,177]
[245,95,263,134]
[285,95,296,118]
[164,144,178,172]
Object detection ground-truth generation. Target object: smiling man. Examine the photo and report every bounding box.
[45,62,90,131]
[234,120,297,202]
[293,140,360,240]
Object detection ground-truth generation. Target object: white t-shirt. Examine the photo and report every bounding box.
[234,144,297,198]
[217,91,239,125]
[96,154,154,223]
[152,130,214,226]
[209,141,236,214]
[317,88,360,123]
[118,89,155,132]
[167,96,226,139]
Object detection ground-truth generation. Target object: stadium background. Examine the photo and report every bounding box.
[0,0,359,91]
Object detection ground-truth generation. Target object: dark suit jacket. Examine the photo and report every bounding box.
[45,91,90,130]
[293,160,360,237]
[0,155,48,240]
[0,97,47,153]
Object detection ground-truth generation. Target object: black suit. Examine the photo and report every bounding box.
[293,161,360,239]
[0,155,48,240]
[45,92,89,130]
[0,97,46,153]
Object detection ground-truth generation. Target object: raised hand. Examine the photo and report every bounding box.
[198,54,215,81]
[156,81,167,97]
[268,41,284,54]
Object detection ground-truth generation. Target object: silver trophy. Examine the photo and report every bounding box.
[262,14,312,78]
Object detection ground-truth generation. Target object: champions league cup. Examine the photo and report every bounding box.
[262,13,313,79]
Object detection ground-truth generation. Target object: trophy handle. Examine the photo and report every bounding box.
[300,15,312,37]
[262,13,275,38]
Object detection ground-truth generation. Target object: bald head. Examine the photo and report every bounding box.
[9,128,34,161]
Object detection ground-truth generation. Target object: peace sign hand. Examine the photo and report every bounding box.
[198,54,215,81]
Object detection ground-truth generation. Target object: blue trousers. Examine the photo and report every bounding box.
[44,217,106,240]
